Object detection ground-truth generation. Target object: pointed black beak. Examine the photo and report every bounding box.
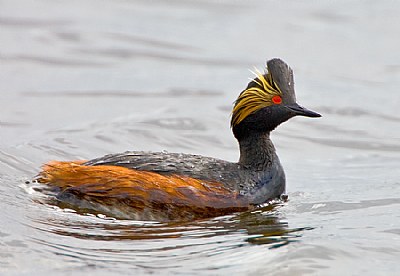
[286,103,321,118]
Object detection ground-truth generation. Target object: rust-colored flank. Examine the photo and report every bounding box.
[37,161,250,221]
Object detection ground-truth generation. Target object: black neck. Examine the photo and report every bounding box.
[237,132,276,170]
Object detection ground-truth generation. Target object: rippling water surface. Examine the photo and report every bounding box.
[1,0,400,275]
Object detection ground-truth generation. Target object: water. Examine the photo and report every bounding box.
[1,0,400,275]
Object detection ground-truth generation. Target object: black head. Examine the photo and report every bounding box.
[231,58,321,140]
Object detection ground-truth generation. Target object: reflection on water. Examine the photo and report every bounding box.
[238,212,313,247]
[8,189,313,274]
[32,184,303,246]
[29,202,311,267]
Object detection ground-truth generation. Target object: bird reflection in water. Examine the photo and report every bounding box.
[33,200,312,249]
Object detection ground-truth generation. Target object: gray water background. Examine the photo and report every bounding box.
[1,0,400,275]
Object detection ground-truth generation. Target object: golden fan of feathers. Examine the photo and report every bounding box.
[231,68,282,127]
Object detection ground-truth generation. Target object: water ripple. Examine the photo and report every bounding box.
[297,198,400,214]
[22,89,223,98]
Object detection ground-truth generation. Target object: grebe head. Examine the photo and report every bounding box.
[231,58,321,140]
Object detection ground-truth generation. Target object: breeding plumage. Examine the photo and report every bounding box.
[36,58,321,221]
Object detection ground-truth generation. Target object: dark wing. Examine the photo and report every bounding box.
[84,151,241,191]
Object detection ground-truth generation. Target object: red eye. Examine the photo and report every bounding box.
[272,95,282,104]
